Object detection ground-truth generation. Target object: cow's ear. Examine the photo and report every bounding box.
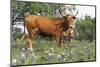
[63,16,66,19]
[63,15,67,17]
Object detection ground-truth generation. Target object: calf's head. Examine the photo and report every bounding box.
[63,26,74,38]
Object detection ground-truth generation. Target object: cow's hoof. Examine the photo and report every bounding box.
[26,48,34,53]
[30,48,33,52]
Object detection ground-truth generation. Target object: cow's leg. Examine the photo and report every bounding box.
[61,34,66,47]
[27,28,39,51]
[25,24,34,51]
[67,36,72,45]
[62,40,66,48]
[27,34,33,51]
[55,33,61,47]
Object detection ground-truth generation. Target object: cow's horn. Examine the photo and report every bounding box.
[59,9,66,17]
[74,10,78,16]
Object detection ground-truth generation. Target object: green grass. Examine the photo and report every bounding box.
[11,39,96,66]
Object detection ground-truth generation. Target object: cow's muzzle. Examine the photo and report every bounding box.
[73,16,76,19]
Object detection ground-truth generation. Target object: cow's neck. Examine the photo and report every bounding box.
[51,18,69,31]
[60,21,69,31]
[51,18,65,24]
[54,19,69,31]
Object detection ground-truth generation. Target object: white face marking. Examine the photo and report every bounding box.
[68,15,72,18]
[70,30,73,34]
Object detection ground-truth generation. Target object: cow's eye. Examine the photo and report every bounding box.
[73,16,76,19]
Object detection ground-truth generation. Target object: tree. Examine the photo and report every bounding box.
[75,15,96,42]
[11,0,76,33]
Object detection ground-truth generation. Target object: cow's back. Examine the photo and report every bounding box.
[25,15,60,35]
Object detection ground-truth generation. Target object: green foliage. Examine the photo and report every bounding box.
[75,15,96,42]
[13,32,26,41]
[13,32,22,40]
[11,0,76,32]
[11,0,76,18]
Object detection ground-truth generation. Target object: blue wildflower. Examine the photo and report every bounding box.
[83,47,88,56]
[30,53,35,64]
[48,52,54,61]
[58,53,65,61]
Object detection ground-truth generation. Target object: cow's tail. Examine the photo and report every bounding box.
[20,17,26,40]
[23,17,26,34]
[21,12,30,40]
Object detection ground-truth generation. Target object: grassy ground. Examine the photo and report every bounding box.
[11,38,96,66]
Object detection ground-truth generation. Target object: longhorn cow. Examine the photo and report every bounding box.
[23,10,78,51]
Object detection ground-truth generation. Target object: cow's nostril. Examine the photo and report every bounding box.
[73,16,76,19]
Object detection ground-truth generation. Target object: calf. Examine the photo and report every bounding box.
[61,26,74,47]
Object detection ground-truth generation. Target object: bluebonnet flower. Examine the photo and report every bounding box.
[29,53,36,64]
[58,53,65,61]
[48,52,54,61]
[12,59,17,66]
[61,53,65,60]
[83,46,88,56]
[20,52,26,64]
[58,55,62,61]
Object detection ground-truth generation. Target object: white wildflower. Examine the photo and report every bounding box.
[22,48,25,51]
[20,53,26,64]
[58,54,63,61]
[12,59,17,66]
[70,48,74,55]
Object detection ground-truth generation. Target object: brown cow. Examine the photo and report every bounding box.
[24,11,78,51]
